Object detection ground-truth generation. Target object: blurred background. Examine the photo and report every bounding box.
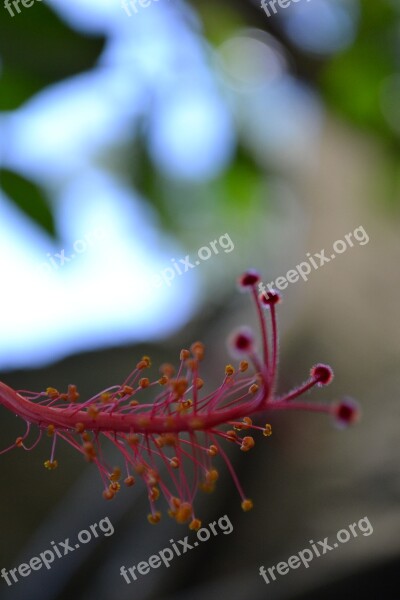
[0,0,399,598]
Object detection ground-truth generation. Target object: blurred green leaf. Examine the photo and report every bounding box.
[320,0,398,138]
[217,145,267,217]
[320,43,393,135]
[120,118,265,232]
[190,1,246,46]
[0,169,56,237]
[0,2,105,110]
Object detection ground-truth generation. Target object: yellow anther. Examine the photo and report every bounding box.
[87,405,99,419]
[170,457,180,469]
[137,356,152,370]
[199,482,215,494]
[249,384,259,394]
[225,364,235,376]
[190,341,205,361]
[181,399,193,410]
[127,434,140,446]
[175,502,192,524]
[47,424,55,437]
[234,416,253,431]
[195,377,204,390]
[122,385,134,396]
[243,417,253,429]
[170,497,181,509]
[207,444,219,457]
[263,424,273,437]
[46,387,59,399]
[135,463,146,475]
[240,436,255,452]
[147,469,159,486]
[147,512,161,525]
[206,469,219,483]
[171,378,188,398]
[67,384,80,403]
[103,489,115,500]
[161,433,177,446]
[189,518,202,531]
[44,460,58,470]
[83,442,96,461]
[239,360,249,372]
[180,349,191,361]
[241,499,253,512]
[149,486,160,502]
[100,392,111,404]
[160,363,175,377]
[110,467,121,482]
